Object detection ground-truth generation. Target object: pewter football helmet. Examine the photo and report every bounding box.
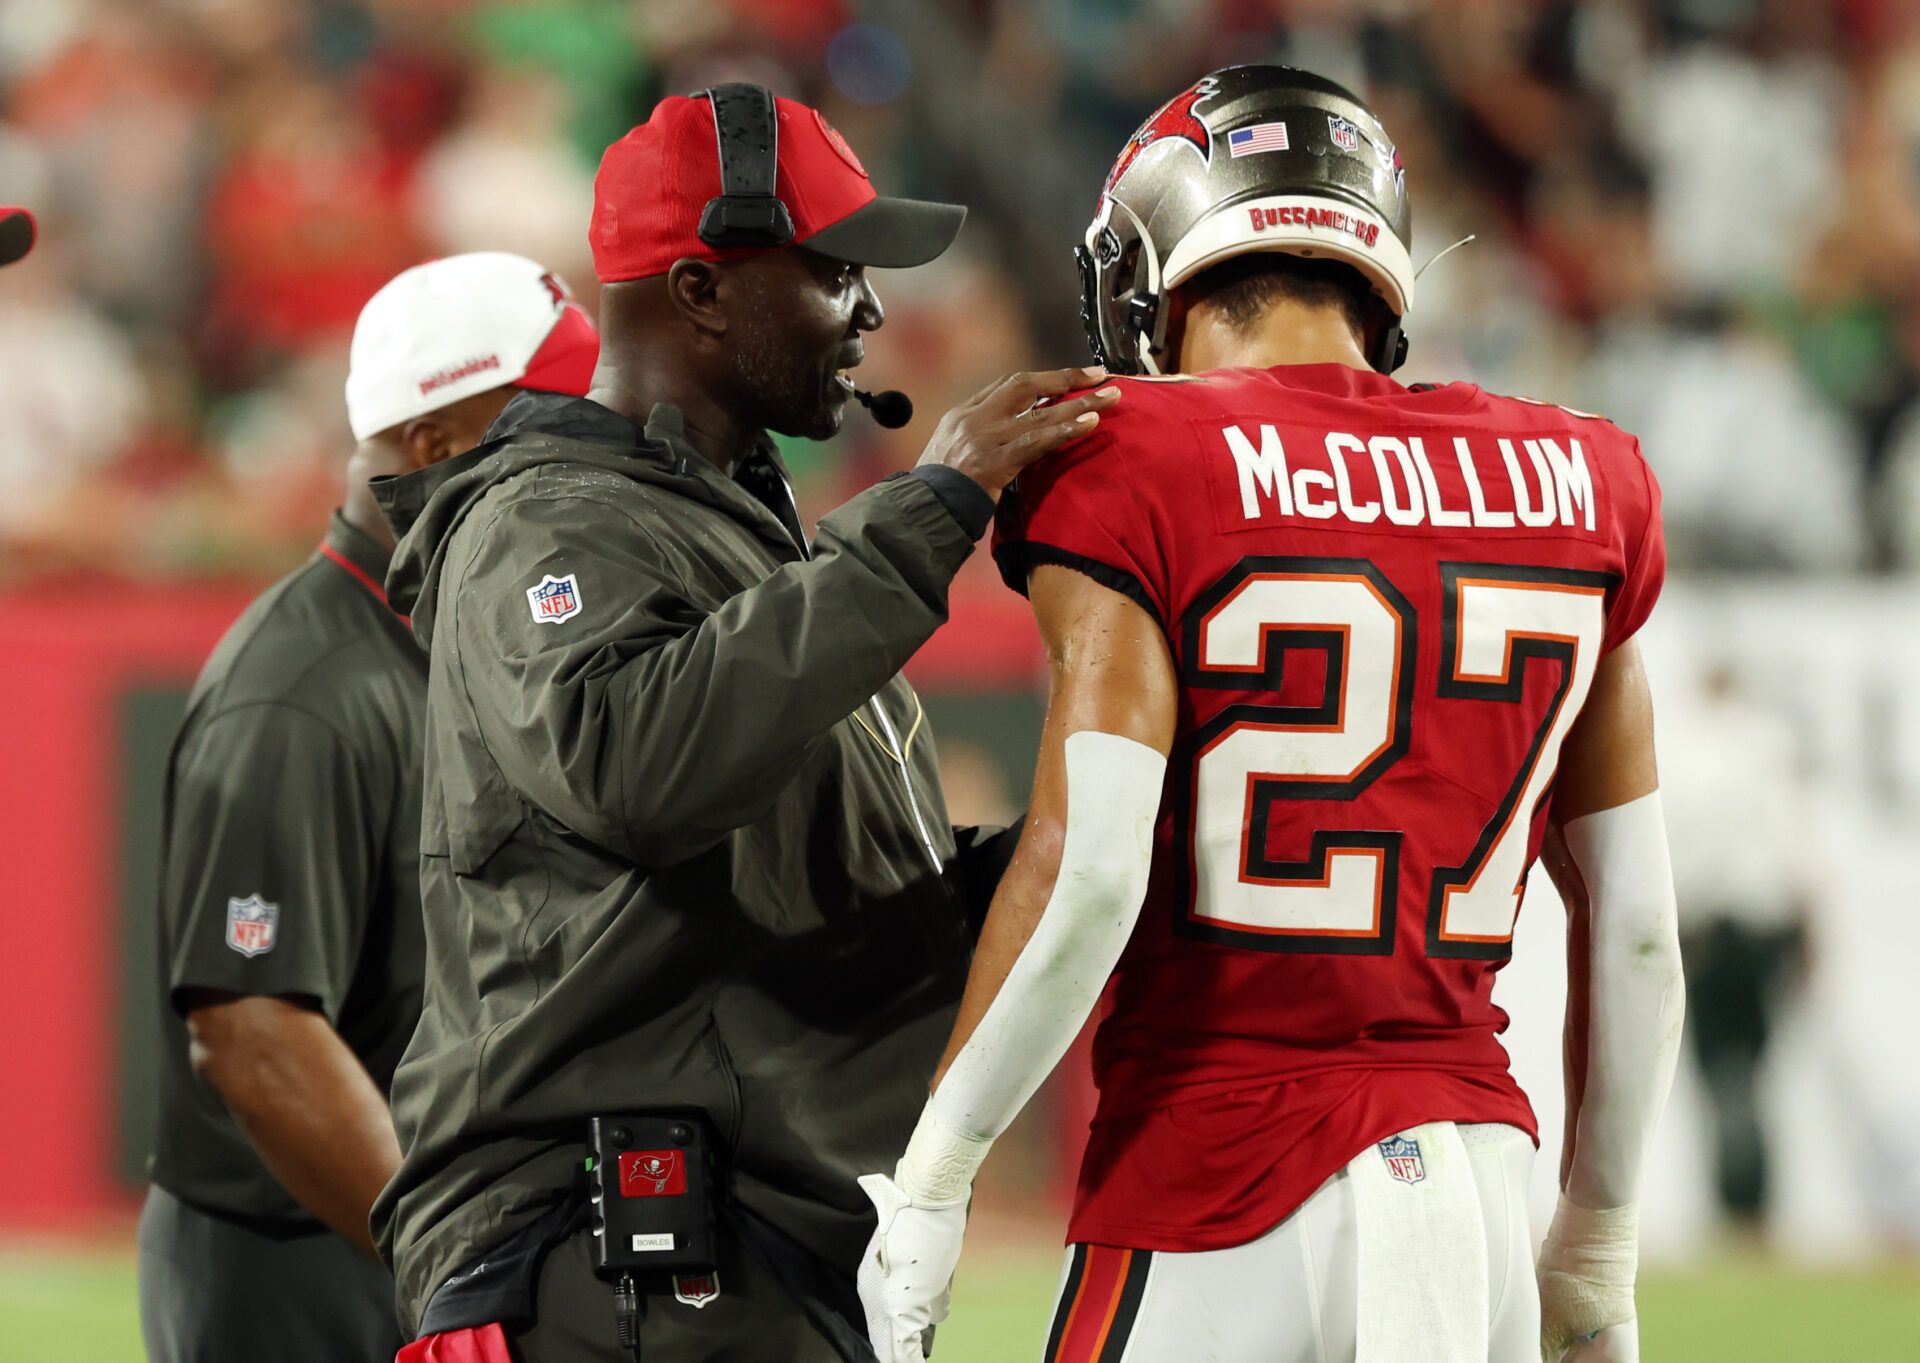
[1077,66,1415,375]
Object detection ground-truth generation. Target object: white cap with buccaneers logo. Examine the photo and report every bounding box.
[345,251,600,441]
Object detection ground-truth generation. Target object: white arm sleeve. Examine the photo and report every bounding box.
[1561,789,1686,1209]
[896,730,1166,1204]
[1539,790,1686,1352]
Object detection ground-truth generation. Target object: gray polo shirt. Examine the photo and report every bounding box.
[149,512,427,1227]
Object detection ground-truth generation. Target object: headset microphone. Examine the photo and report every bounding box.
[853,387,913,429]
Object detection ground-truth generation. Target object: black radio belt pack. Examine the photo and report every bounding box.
[588,1111,720,1273]
[588,1111,723,1355]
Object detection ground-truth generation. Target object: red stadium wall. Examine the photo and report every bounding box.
[0,583,256,1227]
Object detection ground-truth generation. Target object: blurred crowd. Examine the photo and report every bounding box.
[3,0,1920,582]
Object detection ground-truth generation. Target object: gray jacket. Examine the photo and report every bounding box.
[370,392,1002,1333]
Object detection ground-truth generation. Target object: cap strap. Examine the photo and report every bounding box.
[696,83,796,249]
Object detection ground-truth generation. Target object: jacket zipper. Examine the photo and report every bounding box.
[775,471,943,875]
[866,691,942,876]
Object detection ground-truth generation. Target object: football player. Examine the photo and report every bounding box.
[857,66,1683,1363]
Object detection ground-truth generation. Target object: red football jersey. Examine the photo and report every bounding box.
[993,363,1664,1251]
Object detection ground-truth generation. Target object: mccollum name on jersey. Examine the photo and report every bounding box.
[1224,422,1597,532]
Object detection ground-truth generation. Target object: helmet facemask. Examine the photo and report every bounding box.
[1076,195,1170,376]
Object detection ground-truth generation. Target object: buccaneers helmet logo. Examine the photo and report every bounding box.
[1102,76,1221,196]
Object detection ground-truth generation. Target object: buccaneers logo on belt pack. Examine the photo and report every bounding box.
[618,1149,686,1198]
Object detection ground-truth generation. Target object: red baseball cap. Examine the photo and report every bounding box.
[590,93,965,283]
[0,207,35,266]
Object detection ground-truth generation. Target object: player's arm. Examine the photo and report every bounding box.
[184,989,400,1258]
[856,565,1175,1363]
[1536,638,1685,1360]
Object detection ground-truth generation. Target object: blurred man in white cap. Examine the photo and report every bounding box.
[138,252,597,1363]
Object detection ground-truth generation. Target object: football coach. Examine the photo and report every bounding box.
[370,87,1118,1363]
[138,253,598,1363]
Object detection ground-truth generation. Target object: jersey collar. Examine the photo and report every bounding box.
[1261,362,1407,397]
[1259,362,1482,409]
[319,511,404,619]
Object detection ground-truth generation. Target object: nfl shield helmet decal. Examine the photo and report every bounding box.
[1328,114,1362,153]
[1377,1134,1426,1184]
[226,894,279,957]
[525,572,582,624]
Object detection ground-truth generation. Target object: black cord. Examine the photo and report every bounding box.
[615,1271,641,1360]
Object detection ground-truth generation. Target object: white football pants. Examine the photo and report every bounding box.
[1042,1123,1539,1363]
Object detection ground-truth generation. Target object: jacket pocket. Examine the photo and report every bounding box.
[445,758,528,877]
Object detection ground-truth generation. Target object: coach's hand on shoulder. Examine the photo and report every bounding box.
[857,1172,967,1363]
[916,366,1120,501]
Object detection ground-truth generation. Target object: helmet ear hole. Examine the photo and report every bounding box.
[1111,239,1141,298]
[1127,293,1159,337]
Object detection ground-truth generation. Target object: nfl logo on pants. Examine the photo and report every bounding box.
[1377,1134,1425,1184]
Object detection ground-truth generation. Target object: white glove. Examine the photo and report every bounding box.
[1556,1321,1639,1362]
[857,1172,968,1363]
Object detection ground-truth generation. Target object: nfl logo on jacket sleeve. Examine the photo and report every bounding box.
[1377,1134,1426,1184]
[525,572,582,623]
[226,894,279,957]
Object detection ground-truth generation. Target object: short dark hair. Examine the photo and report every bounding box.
[1185,251,1376,343]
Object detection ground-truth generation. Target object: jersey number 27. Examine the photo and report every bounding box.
[1171,555,1615,962]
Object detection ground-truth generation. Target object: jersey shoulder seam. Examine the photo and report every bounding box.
[1017,540,1166,630]
[182,697,359,758]
[209,560,407,711]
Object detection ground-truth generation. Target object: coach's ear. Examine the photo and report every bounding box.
[665,258,728,340]
[398,388,517,470]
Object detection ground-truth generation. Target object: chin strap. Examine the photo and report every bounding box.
[1371,319,1409,374]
